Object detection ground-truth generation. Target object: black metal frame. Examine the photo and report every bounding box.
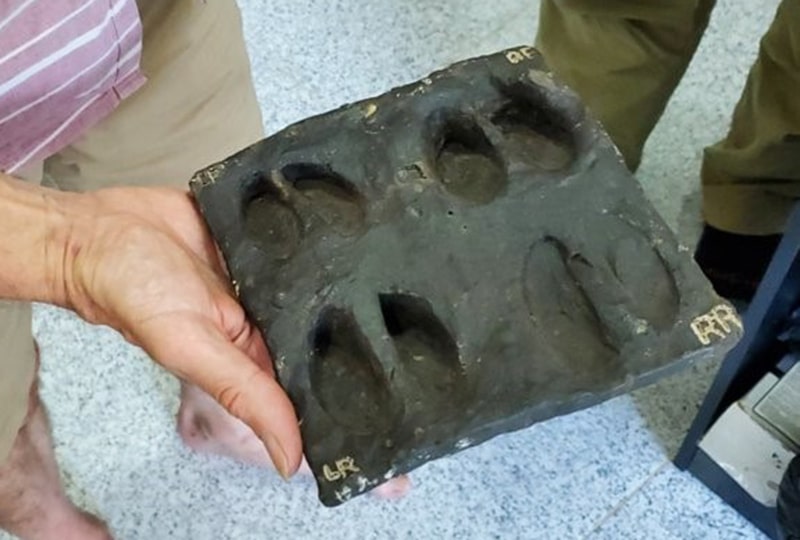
[675,205,800,539]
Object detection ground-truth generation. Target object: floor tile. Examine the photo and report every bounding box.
[590,465,767,540]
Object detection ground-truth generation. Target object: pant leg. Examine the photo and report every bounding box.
[535,0,716,171]
[0,163,43,464]
[0,306,37,465]
[8,0,263,461]
[4,0,261,463]
[45,0,264,190]
[701,0,800,235]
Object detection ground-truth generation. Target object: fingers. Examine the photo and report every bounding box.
[136,314,303,478]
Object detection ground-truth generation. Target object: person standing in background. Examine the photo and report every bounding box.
[536,0,800,303]
[0,2,298,538]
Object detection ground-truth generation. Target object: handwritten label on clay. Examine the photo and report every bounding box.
[690,304,743,345]
[322,456,361,482]
[504,46,537,65]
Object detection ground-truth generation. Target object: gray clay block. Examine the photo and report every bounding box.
[189,46,742,506]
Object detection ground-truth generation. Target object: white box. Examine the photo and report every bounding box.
[698,364,800,507]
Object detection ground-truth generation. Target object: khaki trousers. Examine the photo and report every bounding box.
[0,0,264,463]
[536,0,800,235]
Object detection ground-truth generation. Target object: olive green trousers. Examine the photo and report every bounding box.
[536,0,800,235]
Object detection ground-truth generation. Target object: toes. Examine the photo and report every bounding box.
[178,388,412,499]
[176,390,272,468]
[298,458,312,475]
[176,400,212,450]
[370,475,412,500]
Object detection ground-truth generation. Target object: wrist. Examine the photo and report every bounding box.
[0,173,92,309]
[46,189,94,313]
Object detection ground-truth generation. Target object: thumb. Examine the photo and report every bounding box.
[136,314,303,478]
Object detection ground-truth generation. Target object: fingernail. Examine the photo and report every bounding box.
[263,434,291,481]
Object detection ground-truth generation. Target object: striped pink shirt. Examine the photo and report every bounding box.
[0,0,146,174]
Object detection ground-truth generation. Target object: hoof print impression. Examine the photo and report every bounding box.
[524,237,620,382]
[191,47,737,506]
[379,293,468,417]
[311,308,397,435]
[434,113,506,204]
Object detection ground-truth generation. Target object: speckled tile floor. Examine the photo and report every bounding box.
[1,0,785,538]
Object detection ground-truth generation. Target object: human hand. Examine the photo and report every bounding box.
[53,186,301,478]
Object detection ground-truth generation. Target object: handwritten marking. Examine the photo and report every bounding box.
[362,102,377,118]
[192,162,226,187]
[334,485,353,503]
[322,456,361,482]
[690,304,743,345]
[505,46,538,65]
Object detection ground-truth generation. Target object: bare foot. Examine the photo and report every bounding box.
[177,382,272,466]
[177,382,412,499]
[0,361,113,540]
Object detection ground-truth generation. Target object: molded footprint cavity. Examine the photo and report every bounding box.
[524,229,680,381]
[523,237,619,379]
[378,293,469,416]
[433,114,507,204]
[243,178,302,260]
[281,163,367,235]
[607,224,679,331]
[310,308,398,435]
[242,164,366,259]
[492,83,576,171]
